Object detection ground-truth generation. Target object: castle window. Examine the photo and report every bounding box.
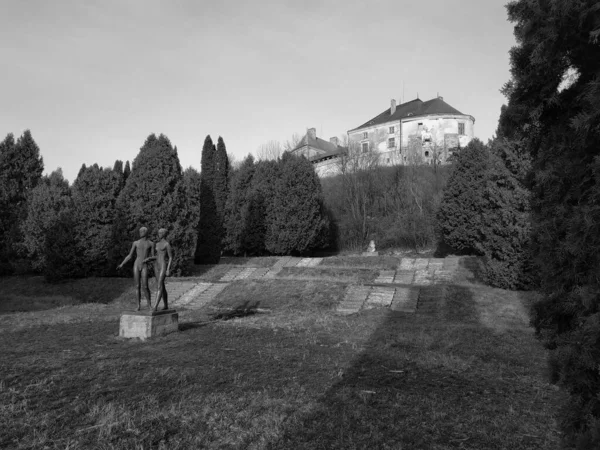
[424,150,430,157]
[388,137,395,148]
[458,122,465,135]
[361,142,369,153]
[389,126,395,134]
[363,132,368,139]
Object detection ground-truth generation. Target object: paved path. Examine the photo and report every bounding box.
[162,256,459,315]
[336,256,459,315]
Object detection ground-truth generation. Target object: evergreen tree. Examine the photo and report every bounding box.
[242,158,280,255]
[503,1,600,445]
[437,139,489,254]
[21,169,72,272]
[72,163,123,276]
[265,152,329,255]
[44,210,85,282]
[223,154,255,255]
[123,160,131,184]
[0,130,44,268]
[214,136,230,229]
[194,135,221,264]
[111,134,195,276]
[183,166,202,234]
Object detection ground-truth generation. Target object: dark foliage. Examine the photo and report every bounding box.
[72,164,123,276]
[0,130,44,271]
[437,139,489,255]
[504,0,600,446]
[44,211,85,283]
[223,154,256,255]
[182,167,202,241]
[194,135,221,264]
[111,134,194,276]
[265,152,330,255]
[21,170,72,272]
[214,137,230,233]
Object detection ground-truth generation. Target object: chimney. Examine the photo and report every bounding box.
[437,94,443,101]
[329,137,339,147]
[307,128,316,140]
[390,99,396,115]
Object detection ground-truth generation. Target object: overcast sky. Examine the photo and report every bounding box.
[1,0,516,182]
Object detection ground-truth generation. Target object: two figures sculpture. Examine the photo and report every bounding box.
[117,227,173,311]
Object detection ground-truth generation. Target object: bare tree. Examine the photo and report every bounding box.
[255,140,283,161]
[282,133,303,153]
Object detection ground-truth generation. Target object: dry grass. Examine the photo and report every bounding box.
[0,257,565,449]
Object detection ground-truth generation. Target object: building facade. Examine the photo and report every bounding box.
[290,128,347,177]
[347,96,475,166]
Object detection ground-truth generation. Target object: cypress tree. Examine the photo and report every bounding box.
[0,130,44,268]
[111,134,195,276]
[123,160,131,184]
[223,154,255,255]
[503,1,600,445]
[21,169,72,272]
[437,139,489,254]
[72,164,123,276]
[183,167,202,234]
[194,135,221,264]
[265,152,330,255]
[214,136,230,229]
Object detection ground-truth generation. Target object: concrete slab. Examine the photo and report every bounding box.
[119,310,178,340]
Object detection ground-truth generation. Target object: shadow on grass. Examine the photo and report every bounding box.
[210,300,262,321]
[267,283,560,450]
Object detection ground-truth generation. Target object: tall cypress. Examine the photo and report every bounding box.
[223,154,255,255]
[194,135,220,264]
[111,134,194,276]
[214,136,230,231]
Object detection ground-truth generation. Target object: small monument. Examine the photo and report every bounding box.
[363,239,379,257]
[117,226,178,339]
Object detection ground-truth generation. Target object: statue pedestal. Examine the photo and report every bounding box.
[119,309,178,340]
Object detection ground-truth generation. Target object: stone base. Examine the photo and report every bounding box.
[362,251,379,257]
[119,309,178,340]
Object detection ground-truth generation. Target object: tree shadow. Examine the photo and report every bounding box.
[210,300,262,321]
[266,282,557,449]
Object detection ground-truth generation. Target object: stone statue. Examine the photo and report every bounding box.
[144,228,173,311]
[117,226,155,311]
[367,240,376,252]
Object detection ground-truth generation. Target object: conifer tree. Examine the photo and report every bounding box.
[72,164,123,275]
[265,152,329,255]
[0,130,44,268]
[194,135,221,263]
[223,154,255,255]
[214,136,230,230]
[437,139,489,254]
[183,167,202,234]
[111,134,195,276]
[123,160,131,184]
[503,1,600,445]
[21,169,72,272]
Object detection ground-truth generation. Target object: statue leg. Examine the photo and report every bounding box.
[162,280,169,310]
[141,265,151,308]
[153,270,167,310]
[133,267,141,311]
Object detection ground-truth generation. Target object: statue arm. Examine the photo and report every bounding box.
[117,242,136,269]
[144,242,156,263]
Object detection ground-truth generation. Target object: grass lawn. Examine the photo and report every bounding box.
[0,259,564,449]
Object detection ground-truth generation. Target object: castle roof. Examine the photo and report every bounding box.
[348,97,468,132]
[292,131,348,161]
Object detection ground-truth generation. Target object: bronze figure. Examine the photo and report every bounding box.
[117,226,155,311]
[144,228,173,311]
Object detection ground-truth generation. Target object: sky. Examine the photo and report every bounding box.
[1,0,517,183]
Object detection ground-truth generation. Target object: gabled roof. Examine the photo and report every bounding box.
[348,97,467,132]
[292,132,348,161]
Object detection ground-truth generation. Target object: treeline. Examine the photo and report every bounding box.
[0,132,221,280]
[0,131,333,280]
[223,151,331,256]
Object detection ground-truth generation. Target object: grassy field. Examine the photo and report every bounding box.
[0,257,564,449]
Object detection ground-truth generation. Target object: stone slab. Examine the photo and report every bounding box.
[119,310,178,340]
